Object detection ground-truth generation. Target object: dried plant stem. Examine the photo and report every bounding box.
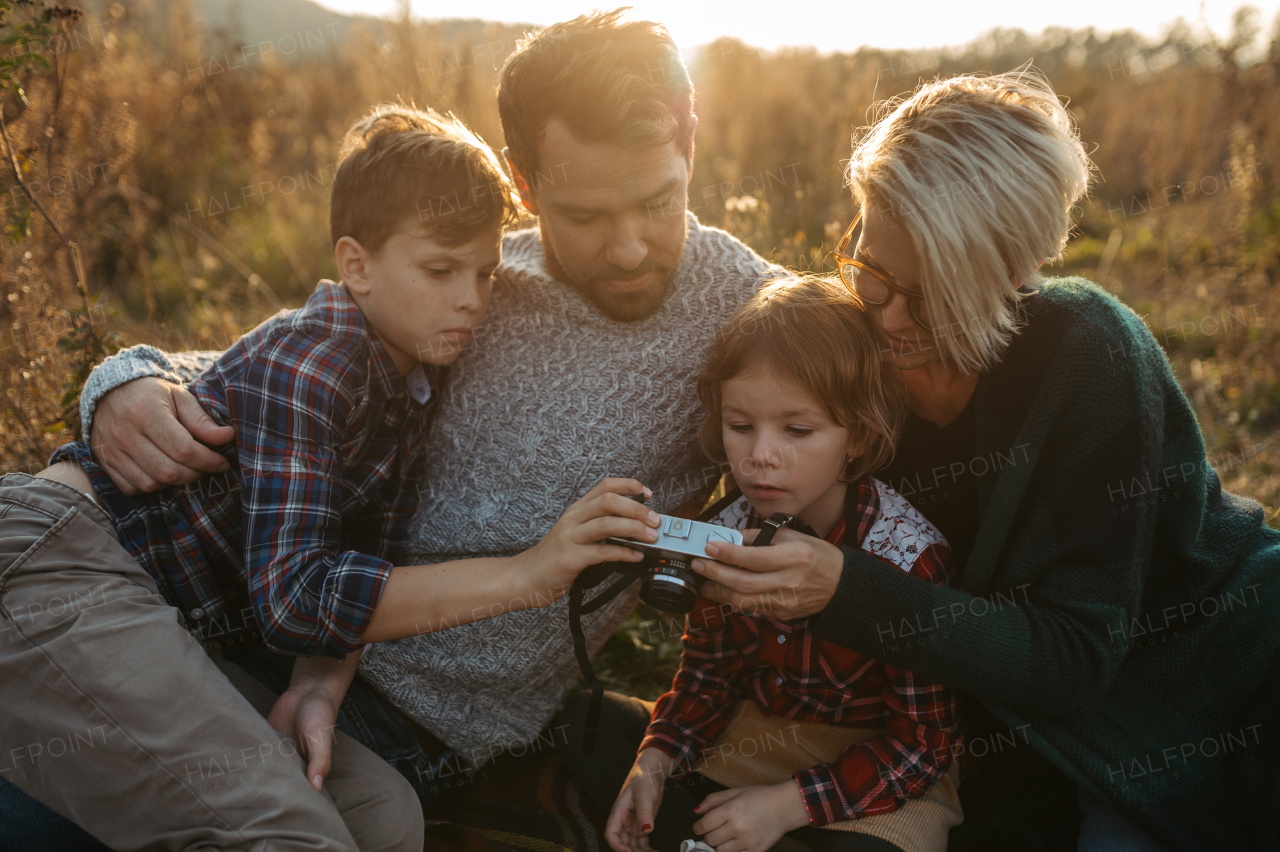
[0,109,93,318]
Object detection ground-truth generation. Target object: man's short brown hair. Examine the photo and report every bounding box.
[330,104,520,254]
[698,276,906,483]
[497,9,695,180]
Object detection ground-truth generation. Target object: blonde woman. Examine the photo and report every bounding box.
[691,71,1280,851]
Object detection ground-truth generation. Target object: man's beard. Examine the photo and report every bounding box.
[542,236,681,322]
[576,260,675,322]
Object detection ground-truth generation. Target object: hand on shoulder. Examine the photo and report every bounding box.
[91,377,233,494]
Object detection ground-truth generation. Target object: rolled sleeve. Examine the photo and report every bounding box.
[255,541,393,657]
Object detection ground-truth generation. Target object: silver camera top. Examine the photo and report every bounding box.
[606,514,743,561]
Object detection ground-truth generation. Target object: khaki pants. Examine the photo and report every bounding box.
[0,474,423,851]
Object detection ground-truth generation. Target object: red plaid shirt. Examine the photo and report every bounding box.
[640,478,961,826]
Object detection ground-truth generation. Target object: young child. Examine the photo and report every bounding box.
[1,104,661,850]
[603,277,964,852]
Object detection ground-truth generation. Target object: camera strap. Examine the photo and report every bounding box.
[568,492,816,754]
[753,512,817,546]
[569,565,642,755]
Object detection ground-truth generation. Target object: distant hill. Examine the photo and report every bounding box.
[191,0,534,57]
[195,0,365,47]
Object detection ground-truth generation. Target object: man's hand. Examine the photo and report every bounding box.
[691,528,844,620]
[692,781,810,852]
[91,377,234,494]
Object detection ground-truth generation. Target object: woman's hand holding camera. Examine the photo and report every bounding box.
[517,477,661,603]
[690,527,845,620]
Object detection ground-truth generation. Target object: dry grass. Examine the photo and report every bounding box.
[1,6,1276,698]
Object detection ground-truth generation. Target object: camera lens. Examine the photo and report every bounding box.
[639,557,702,613]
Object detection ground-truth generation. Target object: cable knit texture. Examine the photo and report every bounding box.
[78,213,782,768]
[79,345,224,437]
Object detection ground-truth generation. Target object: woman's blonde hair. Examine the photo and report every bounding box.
[698,276,905,483]
[848,68,1093,373]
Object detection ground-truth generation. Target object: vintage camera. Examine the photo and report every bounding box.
[605,511,742,613]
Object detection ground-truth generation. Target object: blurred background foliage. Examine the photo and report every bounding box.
[2,0,1279,695]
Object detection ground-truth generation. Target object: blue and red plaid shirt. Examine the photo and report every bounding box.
[640,478,962,826]
[53,281,441,658]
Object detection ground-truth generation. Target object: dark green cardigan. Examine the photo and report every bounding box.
[812,279,1280,850]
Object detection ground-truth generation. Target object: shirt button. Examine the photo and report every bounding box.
[777,634,786,644]
[190,608,205,619]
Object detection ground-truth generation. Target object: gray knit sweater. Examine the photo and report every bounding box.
[79,213,781,768]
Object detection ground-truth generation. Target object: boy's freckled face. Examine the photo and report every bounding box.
[356,227,501,373]
[720,368,855,535]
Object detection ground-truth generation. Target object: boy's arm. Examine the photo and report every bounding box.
[229,332,396,658]
[793,542,962,826]
[639,599,749,774]
[232,331,658,657]
[83,345,232,494]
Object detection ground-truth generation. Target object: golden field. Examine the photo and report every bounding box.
[1,1,1276,576]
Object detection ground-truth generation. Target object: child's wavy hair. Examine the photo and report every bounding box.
[698,276,906,483]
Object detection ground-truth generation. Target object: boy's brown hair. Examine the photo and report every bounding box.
[330,104,521,254]
[698,276,906,483]
[497,9,695,180]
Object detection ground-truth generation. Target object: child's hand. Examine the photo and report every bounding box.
[267,651,362,791]
[605,748,672,852]
[692,780,810,852]
[519,478,661,601]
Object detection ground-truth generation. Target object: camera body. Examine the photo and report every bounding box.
[605,514,742,613]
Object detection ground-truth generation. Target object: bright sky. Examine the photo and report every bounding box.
[316,0,1280,52]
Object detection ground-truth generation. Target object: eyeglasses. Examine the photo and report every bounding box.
[832,212,933,328]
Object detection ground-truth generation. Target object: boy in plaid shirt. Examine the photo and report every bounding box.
[2,105,661,851]
[599,278,963,852]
